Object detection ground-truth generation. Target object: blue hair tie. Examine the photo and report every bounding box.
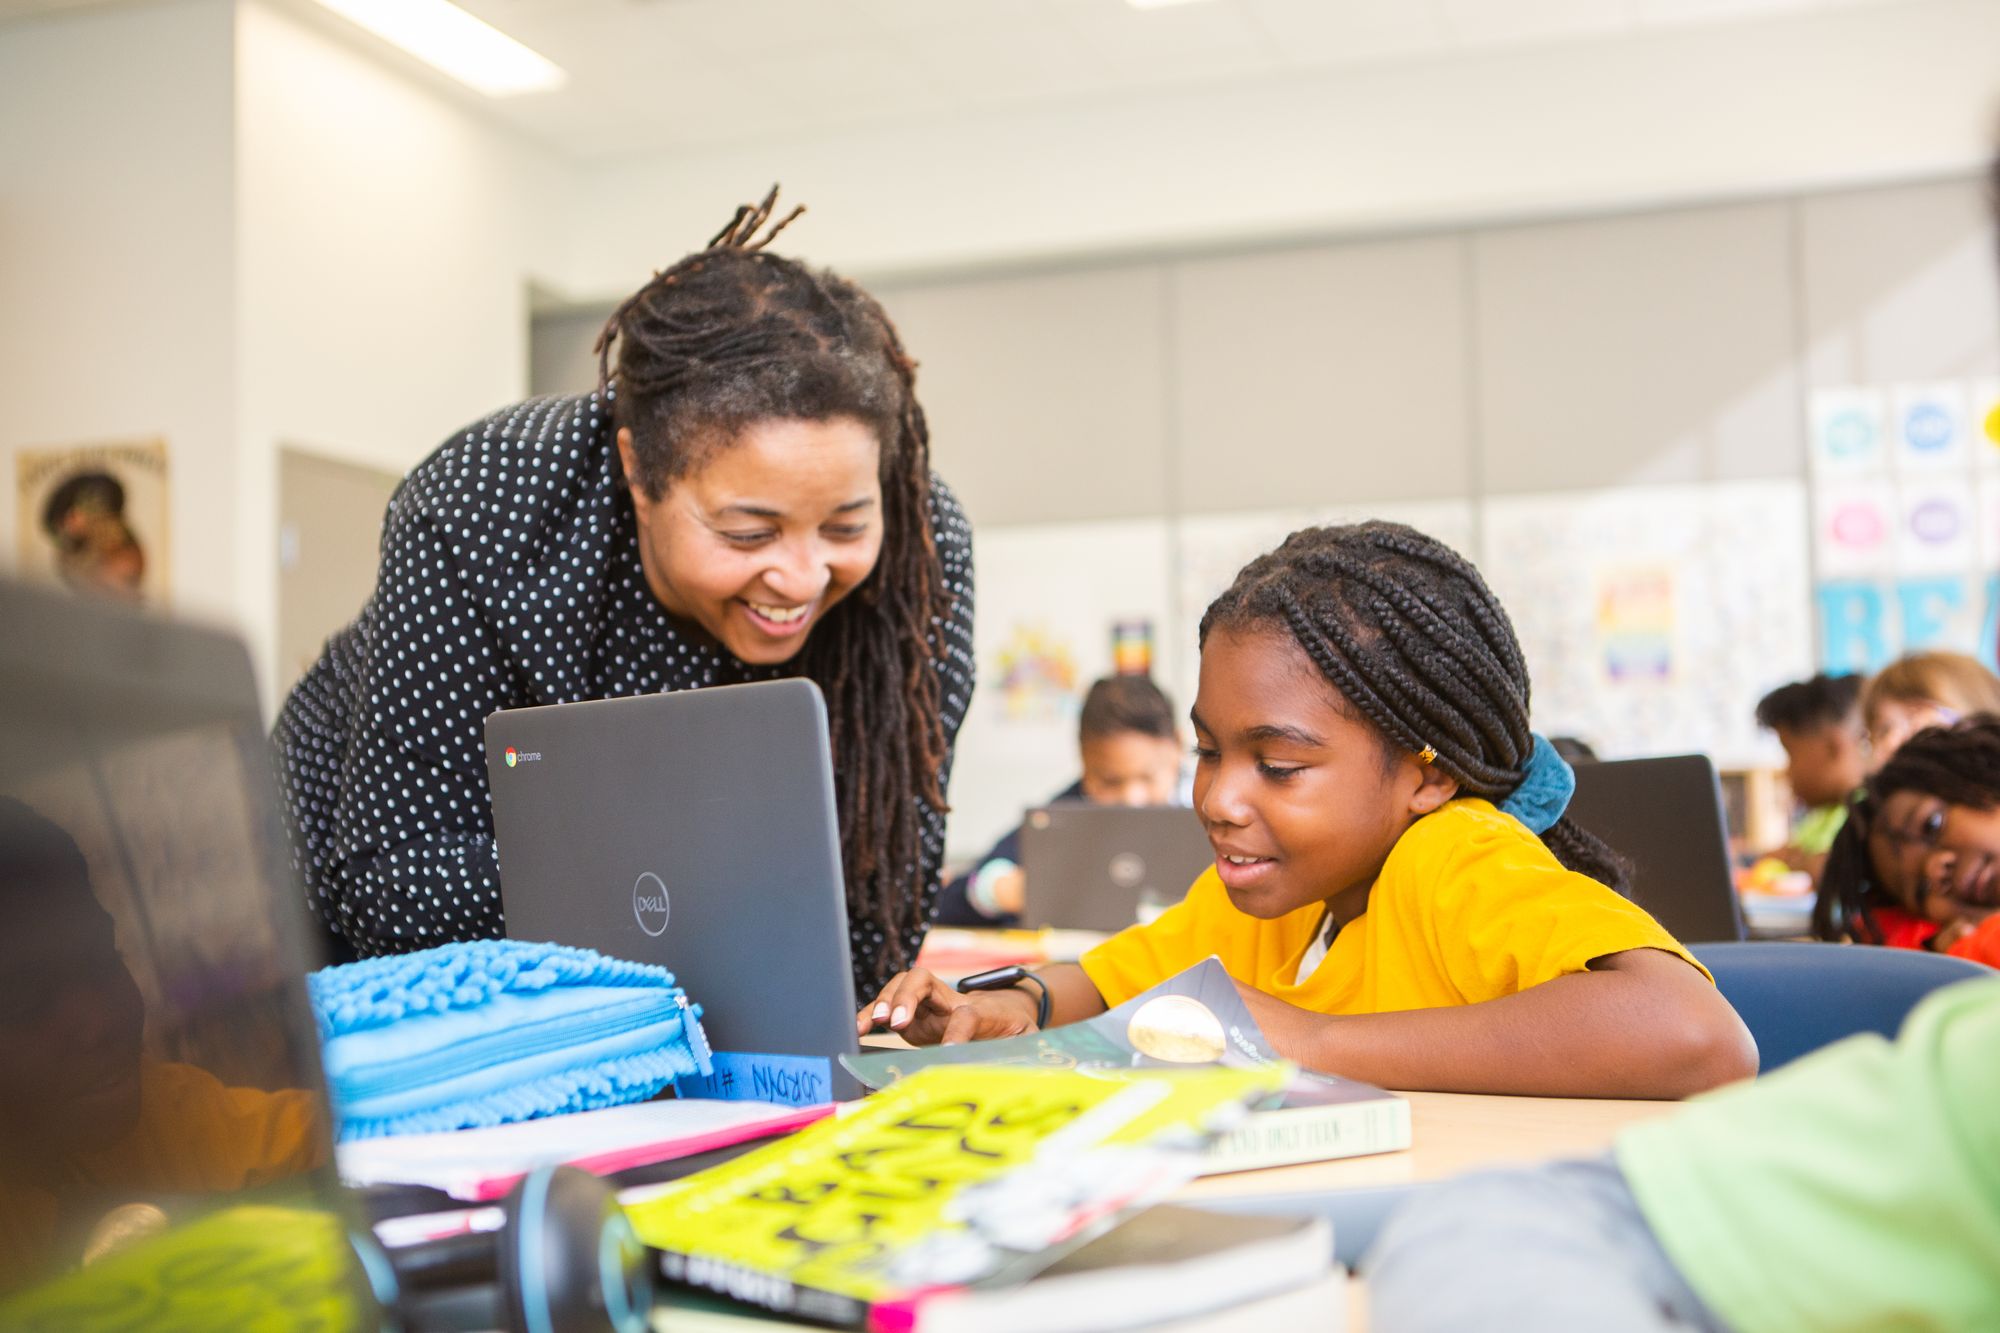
[1496,733,1576,834]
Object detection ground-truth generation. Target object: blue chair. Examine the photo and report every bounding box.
[1691,940,1989,1074]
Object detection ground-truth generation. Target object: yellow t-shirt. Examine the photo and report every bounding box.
[1080,798,1707,1012]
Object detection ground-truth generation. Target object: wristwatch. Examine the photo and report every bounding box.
[954,964,1051,1029]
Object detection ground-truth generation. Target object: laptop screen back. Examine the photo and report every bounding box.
[0,581,373,1327]
[1563,754,1748,944]
[1019,804,1215,932]
[487,679,862,1100]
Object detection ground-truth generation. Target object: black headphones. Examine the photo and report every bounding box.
[353,1165,654,1332]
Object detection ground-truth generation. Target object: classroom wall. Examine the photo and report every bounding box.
[556,0,2000,295]
[898,178,2000,858]
[236,0,572,696]
[0,0,238,628]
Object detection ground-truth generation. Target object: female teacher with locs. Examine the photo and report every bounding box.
[274,191,975,997]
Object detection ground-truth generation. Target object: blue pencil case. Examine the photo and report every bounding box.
[308,939,713,1141]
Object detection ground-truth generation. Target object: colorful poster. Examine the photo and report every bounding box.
[1809,387,1887,477]
[1976,376,2000,471]
[1481,481,1810,769]
[1812,480,1895,579]
[14,439,170,605]
[1894,480,1976,574]
[1596,566,1676,684]
[1890,382,1969,473]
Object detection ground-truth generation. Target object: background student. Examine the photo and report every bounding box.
[863,522,1755,1099]
[272,193,976,998]
[1752,672,1866,880]
[1814,717,2000,965]
[934,675,1185,928]
[1860,650,2000,771]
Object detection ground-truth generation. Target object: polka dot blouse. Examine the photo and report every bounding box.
[273,392,976,997]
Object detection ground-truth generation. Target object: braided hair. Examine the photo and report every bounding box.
[593,188,948,974]
[1814,715,2000,943]
[1199,521,1628,890]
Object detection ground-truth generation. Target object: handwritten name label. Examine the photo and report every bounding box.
[682,1052,832,1108]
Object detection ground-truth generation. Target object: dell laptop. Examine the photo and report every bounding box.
[486,680,863,1100]
[1018,803,1215,932]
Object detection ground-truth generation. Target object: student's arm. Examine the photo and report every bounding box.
[856,963,1107,1045]
[1237,948,1757,1099]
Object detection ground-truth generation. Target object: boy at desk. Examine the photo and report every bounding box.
[1753,672,1866,882]
[866,523,1754,1100]
[934,674,1186,928]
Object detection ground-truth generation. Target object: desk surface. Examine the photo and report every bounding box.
[644,1087,1670,1332]
[1181,1087,1673,1201]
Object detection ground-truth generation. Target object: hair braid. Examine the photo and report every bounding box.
[1203,522,1628,891]
[593,190,948,986]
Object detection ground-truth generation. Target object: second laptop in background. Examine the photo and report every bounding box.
[1019,804,1216,932]
[1564,753,1748,944]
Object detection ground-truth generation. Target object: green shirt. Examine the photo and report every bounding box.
[1617,978,2000,1333]
[1791,802,1849,856]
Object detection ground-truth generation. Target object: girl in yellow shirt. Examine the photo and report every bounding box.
[861,523,1756,1097]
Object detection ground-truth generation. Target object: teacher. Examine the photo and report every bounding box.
[274,191,975,996]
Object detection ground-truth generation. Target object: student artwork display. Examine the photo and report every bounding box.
[1808,380,2000,673]
[13,438,170,605]
[1481,481,1812,769]
[946,519,1174,861]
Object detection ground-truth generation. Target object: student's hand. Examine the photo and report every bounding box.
[856,968,1041,1046]
[990,867,1026,915]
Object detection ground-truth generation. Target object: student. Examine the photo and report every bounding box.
[1813,717,2000,966]
[272,190,974,997]
[934,675,1185,928]
[1753,672,1866,875]
[1366,140,2000,1333]
[861,523,1755,1098]
[1860,650,2000,771]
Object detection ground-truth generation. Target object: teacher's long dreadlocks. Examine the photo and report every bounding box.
[594,188,948,974]
[1199,521,1629,891]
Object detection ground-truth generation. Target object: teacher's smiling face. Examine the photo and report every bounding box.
[618,416,885,666]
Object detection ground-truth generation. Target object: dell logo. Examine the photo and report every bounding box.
[632,872,671,937]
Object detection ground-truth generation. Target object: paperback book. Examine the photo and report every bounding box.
[622,1061,1287,1329]
[841,958,1409,1174]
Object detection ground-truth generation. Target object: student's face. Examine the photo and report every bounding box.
[1920,803,2000,918]
[1863,788,1947,909]
[1078,732,1182,806]
[1189,628,1456,920]
[1865,697,1959,773]
[619,417,884,666]
[1775,721,1865,808]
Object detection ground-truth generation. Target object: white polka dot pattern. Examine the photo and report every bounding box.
[273,392,976,996]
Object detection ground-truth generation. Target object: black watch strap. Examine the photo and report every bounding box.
[955,965,1051,1029]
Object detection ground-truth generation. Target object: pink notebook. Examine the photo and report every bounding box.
[338,1098,834,1201]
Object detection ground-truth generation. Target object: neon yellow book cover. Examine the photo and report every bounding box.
[627,1061,1284,1325]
